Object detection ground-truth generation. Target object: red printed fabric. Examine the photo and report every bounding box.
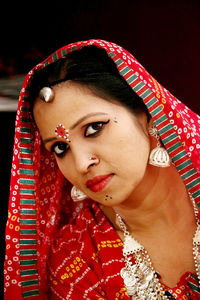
[48,203,127,299]
[162,272,200,299]
[48,203,200,299]
[4,39,200,299]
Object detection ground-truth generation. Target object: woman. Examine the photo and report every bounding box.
[4,40,200,299]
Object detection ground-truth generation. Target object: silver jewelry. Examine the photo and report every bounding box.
[148,124,170,168]
[116,193,200,299]
[71,186,88,202]
[89,156,99,166]
[89,156,96,161]
[39,87,54,102]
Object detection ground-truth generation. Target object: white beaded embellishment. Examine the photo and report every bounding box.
[117,193,200,299]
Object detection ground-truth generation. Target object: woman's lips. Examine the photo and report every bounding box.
[86,174,114,192]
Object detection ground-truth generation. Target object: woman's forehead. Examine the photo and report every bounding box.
[34,81,122,117]
[33,82,124,133]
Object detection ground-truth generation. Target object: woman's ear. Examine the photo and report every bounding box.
[137,112,152,135]
[148,117,153,128]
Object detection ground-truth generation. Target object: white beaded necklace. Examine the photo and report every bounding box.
[116,193,200,299]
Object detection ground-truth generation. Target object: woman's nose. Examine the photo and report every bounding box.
[72,149,99,174]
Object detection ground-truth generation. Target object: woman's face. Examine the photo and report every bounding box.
[33,81,151,207]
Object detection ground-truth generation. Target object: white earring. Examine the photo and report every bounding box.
[71,186,88,202]
[148,125,171,168]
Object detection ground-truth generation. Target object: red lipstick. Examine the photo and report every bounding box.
[86,174,114,192]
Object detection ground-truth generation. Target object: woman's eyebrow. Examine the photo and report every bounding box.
[43,112,109,145]
[70,112,109,130]
[43,137,57,145]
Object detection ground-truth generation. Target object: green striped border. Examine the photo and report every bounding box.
[22,290,39,298]
[19,158,33,165]
[18,119,39,298]
[20,249,37,256]
[20,219,36,225]
[20,209,36,215]
[20,239,37,245]
[19,189,35,195]
[20,259,37,266]
[19,179,35,185]
[22,279,39,287]
[20,269,38,277]
[20,168,34,175]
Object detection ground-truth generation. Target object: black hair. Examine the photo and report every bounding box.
[29,45,149,117]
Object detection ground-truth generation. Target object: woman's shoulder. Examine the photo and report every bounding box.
[48,203,126,299]
[48,203,119,298]
[52,203,108,244]
[49,203,113,268]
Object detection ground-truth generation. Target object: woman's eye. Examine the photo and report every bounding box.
[51,142,69,157]
[85,120,110,137]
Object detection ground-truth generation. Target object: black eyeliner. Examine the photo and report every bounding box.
[51,142,69,157]
[84,120,110,137]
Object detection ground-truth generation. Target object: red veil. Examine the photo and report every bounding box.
[4,40,200,299]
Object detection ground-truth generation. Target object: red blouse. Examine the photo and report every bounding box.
[162,272,199,299]
[48,203,200,299]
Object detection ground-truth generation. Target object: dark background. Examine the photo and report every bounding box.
[1,0,200,297]
[1,0,200,112]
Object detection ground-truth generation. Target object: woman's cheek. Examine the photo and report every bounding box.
[55,158,70,179]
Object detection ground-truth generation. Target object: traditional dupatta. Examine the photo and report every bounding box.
[4,40,200,299]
